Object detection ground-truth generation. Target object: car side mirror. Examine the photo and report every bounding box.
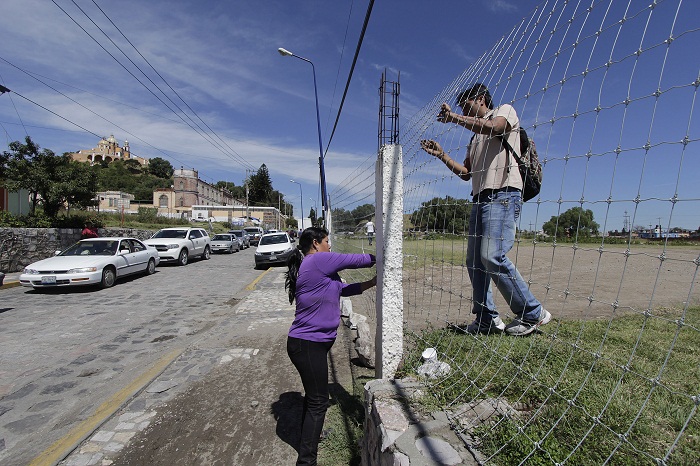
[54,250,61,256]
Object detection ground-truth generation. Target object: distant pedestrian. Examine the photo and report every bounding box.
[365,220,375,246]
[285,227,376,465]
[420,83,550,336]
[81,222,98,239]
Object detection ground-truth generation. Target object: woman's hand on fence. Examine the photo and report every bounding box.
[360,275,377,292]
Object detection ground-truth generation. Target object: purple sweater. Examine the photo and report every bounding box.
[288,252,375,342]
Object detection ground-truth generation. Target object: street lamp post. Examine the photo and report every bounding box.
[278,48,328,224]
[290,180,304,230]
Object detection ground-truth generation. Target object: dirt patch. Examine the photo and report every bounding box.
[402,243,699,333]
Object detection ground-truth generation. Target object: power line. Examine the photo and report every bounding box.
[323,0,375,156]
[88,0,255,172]
[51,0,255,172]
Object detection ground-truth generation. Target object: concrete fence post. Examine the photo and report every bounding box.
[375,144,403,379]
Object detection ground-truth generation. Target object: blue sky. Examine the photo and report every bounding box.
[1,0,697,231]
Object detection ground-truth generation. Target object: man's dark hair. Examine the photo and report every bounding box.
[457,83,493,110]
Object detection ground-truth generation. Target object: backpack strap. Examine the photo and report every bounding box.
[496,132,525,173]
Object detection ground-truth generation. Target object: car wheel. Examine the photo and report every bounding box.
[202,246,211,260]
[146,258,156,275]
[101,266,117,288]
[178,248,189,266]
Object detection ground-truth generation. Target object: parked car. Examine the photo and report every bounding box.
[210,233,240,254]
[244,226,265,246]
[254,232,295,269]
[229,230,251,249]
[143,227,211,266]
[19,237,159,289]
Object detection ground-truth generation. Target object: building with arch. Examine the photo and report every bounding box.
[69,135,148,166]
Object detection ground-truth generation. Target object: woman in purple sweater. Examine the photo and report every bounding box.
[285,227,376,466]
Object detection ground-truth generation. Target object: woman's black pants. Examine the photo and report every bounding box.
[287,336,334,466]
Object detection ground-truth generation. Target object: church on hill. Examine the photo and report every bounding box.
[69,135,149,167]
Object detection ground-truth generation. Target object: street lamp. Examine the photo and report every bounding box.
[290,179,304,230]
[278,47,328,224]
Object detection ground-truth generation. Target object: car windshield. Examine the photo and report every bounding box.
[213,234,232,241]
[60,240,118,256]
[230,231,243,237]
[152,229,187,239]
[244,228,259,234]
[259,234,288,246]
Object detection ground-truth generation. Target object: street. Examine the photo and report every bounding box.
[0,247,265,465]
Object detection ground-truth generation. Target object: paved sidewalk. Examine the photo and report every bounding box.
[52,266,360,466]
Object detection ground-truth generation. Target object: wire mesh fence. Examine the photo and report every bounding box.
[334,0,698,464]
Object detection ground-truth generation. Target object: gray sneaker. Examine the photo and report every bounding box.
[463,316,506,335]
[505,309,552,336]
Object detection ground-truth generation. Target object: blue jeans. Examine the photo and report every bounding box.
[466,189,542,322]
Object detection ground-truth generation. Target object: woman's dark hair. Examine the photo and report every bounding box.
[457,83,493,110]
[285,227,329,304]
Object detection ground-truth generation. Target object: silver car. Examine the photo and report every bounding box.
[229,230,251,249]
[211,233,240,254]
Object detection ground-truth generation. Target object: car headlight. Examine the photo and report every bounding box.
[255,252,262,256]
[167,244,179,249]
[24,268,39,274]
[66,267,98,274]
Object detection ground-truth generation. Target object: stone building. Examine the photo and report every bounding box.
[94,191,135,213]
[152,168,235,218]
[69,135,148,166]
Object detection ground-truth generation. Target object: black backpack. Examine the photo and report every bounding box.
[498,128,543,202]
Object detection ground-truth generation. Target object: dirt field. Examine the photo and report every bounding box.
[400,242,700,332]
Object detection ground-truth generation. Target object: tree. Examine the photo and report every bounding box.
[410,196,471,233]
[148,157,174,179]
[61,160,99,211]
[331,207,354,231]
[248,164,273,205]
[542,207,599,238]
[123,158,144,174]
[216,181,246,200]
[3,137,98,217]
[351,204,375,226]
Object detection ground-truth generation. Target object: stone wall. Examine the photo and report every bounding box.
[0,227,155,273]
[362,378,476,466]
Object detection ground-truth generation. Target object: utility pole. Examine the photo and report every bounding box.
[245,168,252,224]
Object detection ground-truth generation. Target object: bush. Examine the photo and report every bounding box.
[0,211,53,228]
[136,207,158,223]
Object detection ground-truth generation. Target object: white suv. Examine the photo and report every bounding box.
[144,227,211,266]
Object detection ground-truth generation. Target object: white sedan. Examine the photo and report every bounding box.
[19,237,160,289]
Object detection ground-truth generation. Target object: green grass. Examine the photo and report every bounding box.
[317,371,373,465]
[398,309,700,465]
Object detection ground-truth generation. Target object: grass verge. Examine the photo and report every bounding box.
[399,309,699,466]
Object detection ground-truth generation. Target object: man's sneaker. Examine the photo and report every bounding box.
[463,316,506,335]
[505,309,552,336]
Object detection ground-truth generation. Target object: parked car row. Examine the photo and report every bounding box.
[19,226,293,290]
[20,227,240,290]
